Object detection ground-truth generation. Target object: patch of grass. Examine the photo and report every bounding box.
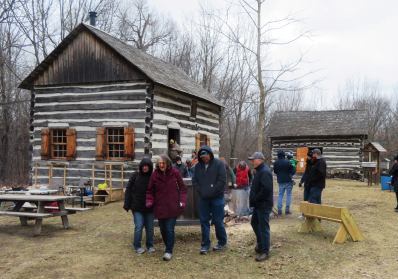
[1,179,398,279]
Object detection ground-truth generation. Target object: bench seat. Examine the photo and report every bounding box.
[0,211,52,218]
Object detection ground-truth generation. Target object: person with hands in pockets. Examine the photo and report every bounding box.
[145,154,187,261]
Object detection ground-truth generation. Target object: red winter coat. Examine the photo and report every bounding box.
[236,166,250,188]
[146,167,187,219]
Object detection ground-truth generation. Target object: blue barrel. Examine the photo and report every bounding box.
[380,175,392,191]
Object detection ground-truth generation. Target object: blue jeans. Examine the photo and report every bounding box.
[308,187,323,204]
[133,212,154,250]
[198,196,227,249]
[158,218,177,254]
[251,207,271,254]
[277,182,293,212]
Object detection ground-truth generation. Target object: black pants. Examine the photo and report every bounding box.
[395,191,398,207]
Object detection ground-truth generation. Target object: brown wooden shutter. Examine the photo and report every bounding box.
[124,126,135,160]
[66,128,77,161]
[206,135,211,147]
[195,133,200,151]
[41,128,50,160]
[96,127,106,160]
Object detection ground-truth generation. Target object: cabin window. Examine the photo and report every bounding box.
[106,127,125,159]
[51,129,67,159]
[190,100,197,118]
[199,134,207,147]
[195,133,211,151]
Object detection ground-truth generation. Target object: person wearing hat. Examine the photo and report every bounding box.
[173,155,189,178]
[298,150,314,219]
[248,151,273,262]
[306,148,327,204]
[388,155,398,211]
[192,145,227,254]
[168,139,182,163]
[273,150,294,215]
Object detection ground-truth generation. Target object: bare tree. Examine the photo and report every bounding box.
[0,0,15,23]
[116,0,174,53]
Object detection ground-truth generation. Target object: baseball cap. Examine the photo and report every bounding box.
[199,150,209,157]
[312,148,322,155]
[248,152,265,160]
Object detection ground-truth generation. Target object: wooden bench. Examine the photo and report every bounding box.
[22,204,91,213]
[298,201,364,244]
[0,211,53,236]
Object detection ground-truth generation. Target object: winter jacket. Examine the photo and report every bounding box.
[307,157,327,189]
[273,152,294,184]
[388,162,398,192]
[235,166,251,187]
[123,158,153,212]
[173,162,188,178]
[249,162,273,209]
[299,159,312,188]
[146,166,187,219]
[192,145,226,200]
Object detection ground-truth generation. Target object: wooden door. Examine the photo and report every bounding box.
[296,147,309,174]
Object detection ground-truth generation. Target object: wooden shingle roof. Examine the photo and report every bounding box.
[269,110,368,138]
[20,23,221,107]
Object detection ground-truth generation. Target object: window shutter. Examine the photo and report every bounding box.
[206,135,211,147]
[124,126,135,160]
[41,128,50,160]
[96,127,106,160]
[195,133,200,151]
[66,128,77,161]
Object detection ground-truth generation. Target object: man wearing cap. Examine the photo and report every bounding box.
[306,149,327,204]
[248,151,273,262]
[273,150,294,215]
[192,145,227,254]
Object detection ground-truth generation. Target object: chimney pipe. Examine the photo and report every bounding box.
[89,11,97,26]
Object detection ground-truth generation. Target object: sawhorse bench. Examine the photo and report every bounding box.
[298,201,364,244]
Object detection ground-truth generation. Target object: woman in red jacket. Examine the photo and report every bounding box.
[146,154,187,261]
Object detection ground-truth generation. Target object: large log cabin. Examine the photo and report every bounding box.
[19,23,221,190]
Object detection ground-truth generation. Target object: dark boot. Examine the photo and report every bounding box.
[255,253,269,262]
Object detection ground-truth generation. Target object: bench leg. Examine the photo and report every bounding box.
[333,224,349,244]
[298,217,323,233]
[61,215,69,229]
[20,217,28,226]
[34,219,43,236]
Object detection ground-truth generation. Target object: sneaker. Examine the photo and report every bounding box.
[147,247,156,253]
[255,253,269,262]
[277,210,283,216]
[135,247,146,254]
[163,252,172,261]
[255,245,261,254]
[298,214,305,220]
[285,210,291,215]
[200,247,209,255]
[213,244,227,252]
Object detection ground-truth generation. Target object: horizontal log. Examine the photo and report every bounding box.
[34,82,148,94]
[34,111,148,120]
[35,92,147,103]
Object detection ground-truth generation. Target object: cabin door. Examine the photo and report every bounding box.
[296,147,309,174]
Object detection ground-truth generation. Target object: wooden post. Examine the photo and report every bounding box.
[34,162,38,187]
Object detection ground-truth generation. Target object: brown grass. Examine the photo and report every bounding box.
[1,179,398,279]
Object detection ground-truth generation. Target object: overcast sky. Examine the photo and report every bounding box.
[151,0,398,108]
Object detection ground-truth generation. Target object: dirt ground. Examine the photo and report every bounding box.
[1,179,397,279]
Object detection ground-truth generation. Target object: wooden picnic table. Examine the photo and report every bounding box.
[0,194,80,236]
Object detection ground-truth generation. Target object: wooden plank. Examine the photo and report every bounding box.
[0,211,52,218]
[333,224,349,244]
[340,209,364,241]
[300,202,342,221]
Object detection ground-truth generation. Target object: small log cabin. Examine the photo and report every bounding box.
[268,110,368,178]
[19,23,221,188]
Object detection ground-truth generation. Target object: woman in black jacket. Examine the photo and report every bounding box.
[388,155,398,212]
[123,157,154,254]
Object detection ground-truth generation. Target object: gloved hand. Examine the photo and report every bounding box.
[179,202,186,209]
[123,206,129,212]
[298,182,302,188]
[233,183,238,189]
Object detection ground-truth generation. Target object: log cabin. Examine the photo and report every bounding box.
[268,110,368,178]
[19,23,222,192]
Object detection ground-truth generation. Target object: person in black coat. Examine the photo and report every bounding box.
[306,149,327,204]
[388,155,398,211]
[248,152,273,262]
[123,157,155,254]
[273,150,294,215]
[299,150,313,202]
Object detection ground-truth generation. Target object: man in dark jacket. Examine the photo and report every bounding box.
[192,145,227,254]
[123,157,155,254]
[173,155,188,178]
[306,149,327,204]
[273,150,294,215]
[248,152,273,262]
[388,155,398,212]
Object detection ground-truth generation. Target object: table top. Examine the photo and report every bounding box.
[0,194,77,202]
[1,189,59,195]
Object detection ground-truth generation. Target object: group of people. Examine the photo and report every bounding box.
[123,146,274,262]
[274,149,327,216]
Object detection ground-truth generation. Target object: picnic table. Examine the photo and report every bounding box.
[0,194,87,236]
